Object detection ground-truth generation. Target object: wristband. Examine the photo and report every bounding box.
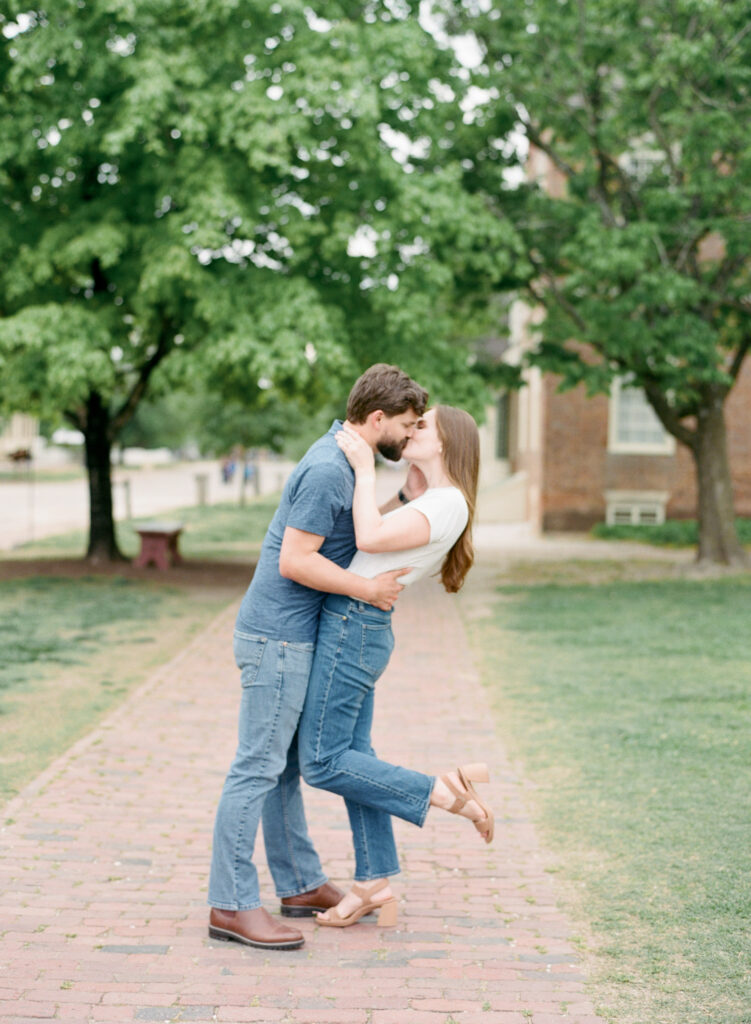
[397,488,409,504]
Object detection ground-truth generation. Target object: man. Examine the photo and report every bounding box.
[208,364,429,950]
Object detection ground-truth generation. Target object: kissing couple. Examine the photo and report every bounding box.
[208,363,493,950]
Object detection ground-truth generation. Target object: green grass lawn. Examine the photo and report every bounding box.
[0,574,245,804]
[0,499,278,804]
[9,497,280,561]
[465,569,751,1024]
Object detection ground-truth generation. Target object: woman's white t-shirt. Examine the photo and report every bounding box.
[347,486,469,587]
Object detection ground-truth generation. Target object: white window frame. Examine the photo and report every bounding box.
[605,490,668,526]
[608,378,676,455]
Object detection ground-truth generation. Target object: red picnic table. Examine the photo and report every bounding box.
[133,520,185,570]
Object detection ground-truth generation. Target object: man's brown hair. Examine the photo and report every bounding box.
[346,364,428,423]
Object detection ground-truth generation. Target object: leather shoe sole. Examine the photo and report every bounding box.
[280,903,329,918]
[208,924,304,950]
[280,881,345,917]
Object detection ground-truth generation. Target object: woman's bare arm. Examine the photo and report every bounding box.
[336,429,430,554]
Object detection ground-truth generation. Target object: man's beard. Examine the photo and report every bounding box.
[376,438,407,462]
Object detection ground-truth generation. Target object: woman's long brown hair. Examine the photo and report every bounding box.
[435,405,480,593]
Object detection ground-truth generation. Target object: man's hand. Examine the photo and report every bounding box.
[367,568,409,610]
[403,464,428,501]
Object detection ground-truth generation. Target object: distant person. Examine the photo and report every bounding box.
[298,405,492,928]
[220,456,235,484]
[207,365,428,951]
[243,459,257,491]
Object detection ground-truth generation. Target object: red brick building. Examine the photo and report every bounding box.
[480,300,751,532]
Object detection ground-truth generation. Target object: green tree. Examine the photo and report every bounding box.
[0,1,522,561]
[118,384,330,458]
[441,0,751,565]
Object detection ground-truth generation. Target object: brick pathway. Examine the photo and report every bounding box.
[0,574,604,1024]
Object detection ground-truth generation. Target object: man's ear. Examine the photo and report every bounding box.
[366,409,385,431]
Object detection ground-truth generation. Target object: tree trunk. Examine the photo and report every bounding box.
[84,391,126,563]
[691,391,748,566]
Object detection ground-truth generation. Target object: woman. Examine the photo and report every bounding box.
[298,405,493,928]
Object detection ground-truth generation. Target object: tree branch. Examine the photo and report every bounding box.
[647,84,683,187]
[523,112,621,227]
[713,295,751,317]
[674,231,705,273]
[728,337,751,383]
[650,230,671,270]
[521,121,578,180]
[689,84,745,112]
[641,377,697,449]
[711,253,748,294]
[64,407,86,431]
[526,254,589,334]
[109,321,175,437]
[720,20,751,62]
[597,148,644,219]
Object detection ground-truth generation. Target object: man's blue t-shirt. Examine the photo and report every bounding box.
[235,421,356,642]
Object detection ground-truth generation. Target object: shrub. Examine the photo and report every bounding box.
[591,518,751,547]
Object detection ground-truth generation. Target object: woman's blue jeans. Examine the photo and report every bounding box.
[208,631,328,910]
[299,594,434,881]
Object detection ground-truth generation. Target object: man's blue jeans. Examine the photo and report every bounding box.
[299,595,434,881]
[208,631,328,910]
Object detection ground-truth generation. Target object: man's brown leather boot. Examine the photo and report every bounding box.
[208,907,304,950]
